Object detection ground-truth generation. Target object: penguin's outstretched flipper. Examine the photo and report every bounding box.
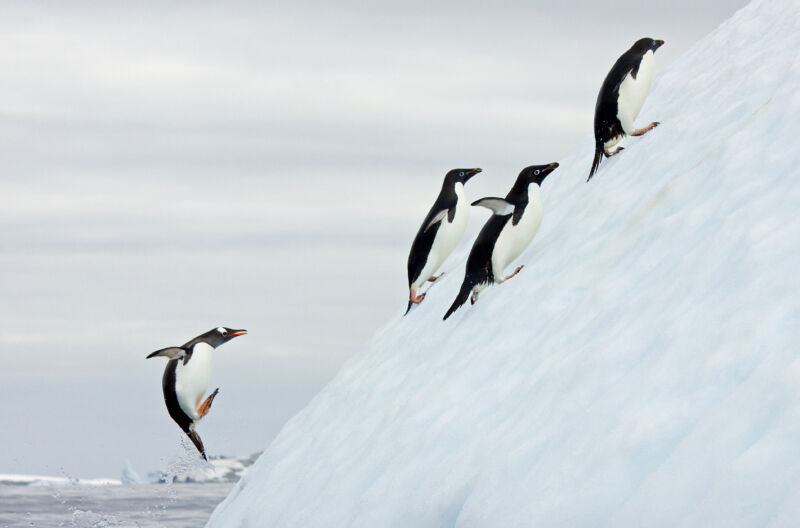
[146,347,186,360]
[444,280,473,321]
[471,197,515,216]
[185,429,207,461]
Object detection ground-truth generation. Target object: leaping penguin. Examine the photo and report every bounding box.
[146,327,247,460]
[443,163,558,320]
[588,38,665,181]
[405,167,482,314]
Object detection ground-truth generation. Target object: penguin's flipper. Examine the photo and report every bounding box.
[185,429,207,461]
[424,209,448,232]
[471,197,514,216]
[197,388,220,418]
[146,347,186,360]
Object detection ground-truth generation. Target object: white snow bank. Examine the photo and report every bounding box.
[208,0,800,526]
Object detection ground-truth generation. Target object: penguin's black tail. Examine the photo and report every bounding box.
[588,141,603,181]
[185,429,207,461]
[404,299,414,316]
[443,280,473,321]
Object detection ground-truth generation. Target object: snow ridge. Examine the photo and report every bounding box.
[208,0,800,526]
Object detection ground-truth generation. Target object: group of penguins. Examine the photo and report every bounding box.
[146,37,665,460]
[407,37,664,320]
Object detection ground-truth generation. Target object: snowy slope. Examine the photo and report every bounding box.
[208,1,800,526]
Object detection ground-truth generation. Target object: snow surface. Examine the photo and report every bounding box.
[208,0,800,526]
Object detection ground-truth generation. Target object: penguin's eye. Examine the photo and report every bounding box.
[534,170,540,175]
[459,171,464,177]
[217,326,227,335]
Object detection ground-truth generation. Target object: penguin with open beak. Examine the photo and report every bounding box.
[146,327,247,460]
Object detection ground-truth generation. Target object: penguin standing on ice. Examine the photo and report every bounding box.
[588,38,665,181]
[444,163,558,320]
[147,327,247,460]
[405,167,482,314]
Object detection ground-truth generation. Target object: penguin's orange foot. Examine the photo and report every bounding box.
[409,288,426,304]
[631,122,659,136]
[604,146,624,157]
[197,388,220,418]
[504,265,524,281]
[428,273,444,283]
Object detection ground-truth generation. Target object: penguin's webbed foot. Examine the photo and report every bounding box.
[603,146,624,158]
[470,291,479,305]
[197,388,220,418]
[428,273,444,283]
[409,288,426,304]
[503,265,524,282]
[631,122,659,136]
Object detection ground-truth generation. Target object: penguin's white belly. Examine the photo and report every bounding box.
[414,185,469,288]
[492,188,543,282]
[617,50,654,134]
[175,343,214,421]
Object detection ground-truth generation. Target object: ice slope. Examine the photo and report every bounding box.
[207,0,800,526]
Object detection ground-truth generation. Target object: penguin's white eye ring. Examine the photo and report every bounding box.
[459,171,464,177]
[534,170,540,175]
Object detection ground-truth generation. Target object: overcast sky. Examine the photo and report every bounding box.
[0,1,748,478]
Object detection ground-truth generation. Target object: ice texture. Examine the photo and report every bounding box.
[207,0,800,526]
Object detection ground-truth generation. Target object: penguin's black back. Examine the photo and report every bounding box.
[407,186,457,286]
[162,359,192,433]
[465,214,510,285]
[442,214,509,320]
[594,41,651,144]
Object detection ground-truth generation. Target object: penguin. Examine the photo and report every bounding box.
[405,167,482,314]
[588,38,665,181]
[146,326,247,460]
[443,163,558,320]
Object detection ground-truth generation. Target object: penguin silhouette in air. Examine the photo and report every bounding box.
[589,38,665,181]
[405,167,482,314]
[444,163,558,320]
[147,327,247,460]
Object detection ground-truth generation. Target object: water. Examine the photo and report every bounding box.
[0,482,232,527]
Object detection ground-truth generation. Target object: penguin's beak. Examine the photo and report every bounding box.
[539,162,559,182]
[465,168,482,181]
[655,39,665,49]
[228,329,247,337]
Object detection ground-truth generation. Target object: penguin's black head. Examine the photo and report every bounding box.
[520,162,559,186]
[203,326,247,348]
[445,168,482,185]
[634,37,665,53]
